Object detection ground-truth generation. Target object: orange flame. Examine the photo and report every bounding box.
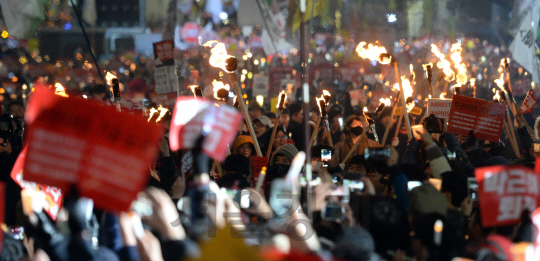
[212,80,230,100]
[470,78,476,87]
[494,73,505,90]
[379,98,391,106]
[409,64,415,81]
[431,44,455,82]
[401,77,413,100]
[105,71,116,85]
[316,96,326,115]
[440,92,447,99]
[203,41,235,73]
[450,43,468,86]
[277,91,287,109]
[363,107,368,113]
[147,105,169,122]
[493,90,501,102]
[355,42,388,63]
[54,83,68,97]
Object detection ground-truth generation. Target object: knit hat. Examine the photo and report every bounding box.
[232,135,255,155]
[409,183,448,222]
[253,115,273,128]
[269,144,298,167]
[485,156,510,166]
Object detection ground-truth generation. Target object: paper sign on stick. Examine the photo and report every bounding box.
[169,97,243,162]
[447,95,506,142]
[23,88,162,212]
[520,90,537,114]
[475,165,540,227]
[427,98,452,122]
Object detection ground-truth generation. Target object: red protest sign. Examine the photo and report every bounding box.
[10,147,63,220]
[153,40,175,62]
[520,90,537,114]
[475,165,540,227]
[533,207,540,255]
[23,88,162,212]
[169,97,243,162]
[447,95,506,142]
[250,156,268,186]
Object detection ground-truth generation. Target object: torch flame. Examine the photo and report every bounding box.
[54,83,68,97]
[316,96,327,117]
[355,42,388,63]
[401,77,413,100]
[450,43,468,86]
[431,44,455,82]
[409,64,415,81]
[494,73,505,90]
[189,85,199,93]
[379,98,391,106]
[440,92,447,99]
[204,41,235,73]
[493,90,501,102]
[470,78,476,87]
[322,89,331,105]
[105,71,116,85]
[500,58,510,68]
[277,91,287,109]
[363,107,368,112]
[147,105,169,122]
[212,80,230,100]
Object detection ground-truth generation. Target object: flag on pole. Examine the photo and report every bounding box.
[510,9,540,84]
[290,0,325,32]
[1,0,47,39]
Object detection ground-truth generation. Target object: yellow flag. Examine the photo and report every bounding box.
[291,0,325,32]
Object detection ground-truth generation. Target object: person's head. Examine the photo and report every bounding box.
[377,107,393,128]
[488,146,513,160]
[217,172,250,189]
[279,109,290,128]
[232,135,256,158]
[365,155,387,192]
[265,111,277,126]
[412,213,455,261]
[332,226,378,261]
[346,116,363,137]
[272,126,288,150]
[91,83,109,101]
[249,102,263,118]
[440,172,468,209]
[253,115,272,137]
[288,102,303,124]
[223,154,251,178]
[269,144,298,167]
[329,113,343,132]
[347,155,367,176]
[7,101,24,118]
[535,116,540,140]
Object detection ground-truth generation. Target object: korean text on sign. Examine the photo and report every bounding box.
[169,97,243,162]
[447,95,506,142]
[23,87,162,212]
[475,165,540,227]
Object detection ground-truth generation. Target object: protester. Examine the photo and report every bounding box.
[232,135,256,158]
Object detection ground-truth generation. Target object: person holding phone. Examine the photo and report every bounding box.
[334,116,378,168]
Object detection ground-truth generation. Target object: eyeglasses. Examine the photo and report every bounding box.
[254,123,264,128]
[276,135,288,140]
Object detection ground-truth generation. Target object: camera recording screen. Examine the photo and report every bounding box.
[468,177,478,201]
[321,149,332,161]
[364,147,391,160]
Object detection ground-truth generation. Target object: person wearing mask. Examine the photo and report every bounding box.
[232,135,256,158]
[334,116,378,167]
[269,144,298,168]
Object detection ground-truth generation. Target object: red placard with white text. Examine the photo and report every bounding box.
[447,95,506,142]
[169,97,243,162]
[11,147,63,220]
[23,88,162,212]
[520,90,537,114]
[475,165,540,227]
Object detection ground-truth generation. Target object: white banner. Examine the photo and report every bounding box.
[427,98,452,122]
[253,75,269,98]
[510,9,540,84]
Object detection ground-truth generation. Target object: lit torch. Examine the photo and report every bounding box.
[112,78,121,112]
[147,105,170,123]
[189,85,203,98]
[431,44,455,82]
[266,91,288,157]
[212,80,230,103]
[54,83,68,97]
[105,71,116,85]
[356,41,411,139]
[203,40,262,156]
[363,107,379,143]
[423,63,433,98]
